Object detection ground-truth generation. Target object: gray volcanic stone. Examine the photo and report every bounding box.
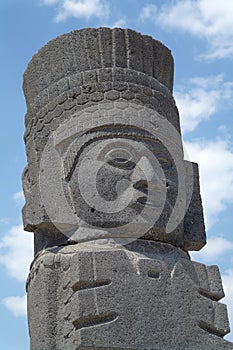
[22,28,233,349]
[23,93,205,252]
[27,241,233,350]
[23,28,174,114]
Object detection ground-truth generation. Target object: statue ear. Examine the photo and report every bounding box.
[22,165,31,193]
[183,161,206,251]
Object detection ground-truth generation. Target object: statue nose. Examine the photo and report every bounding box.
[133,180,148,195]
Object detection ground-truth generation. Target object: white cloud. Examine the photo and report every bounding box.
[184,138,233,229]
[175,75,233,133]
[143,0,233,60]
[139,4,157,21]
[0,225,33,281]
[0,217,10,224]
[13,191,25,205]
[2,295,27,317]
[53,0,109,22]
[111,19,126,28]
[191,236,233,262]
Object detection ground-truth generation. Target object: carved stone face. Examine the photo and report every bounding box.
[63,130,179,242]
[23,99,205,251]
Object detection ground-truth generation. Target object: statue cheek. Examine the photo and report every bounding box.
[95,165,132,202]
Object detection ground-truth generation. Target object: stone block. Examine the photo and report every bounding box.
[105,90,120,101]
[27,241,233,350]
[183,161,206,250]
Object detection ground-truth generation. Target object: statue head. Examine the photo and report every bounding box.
[22,28,206,253]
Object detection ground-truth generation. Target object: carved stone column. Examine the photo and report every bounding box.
[23,28,233,350]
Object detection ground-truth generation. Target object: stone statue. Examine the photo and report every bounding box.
[23,28,233,350]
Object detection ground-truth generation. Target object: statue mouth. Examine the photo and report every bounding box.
[136,195,166,207]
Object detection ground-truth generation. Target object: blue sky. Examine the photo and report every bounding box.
[1,0,233,349]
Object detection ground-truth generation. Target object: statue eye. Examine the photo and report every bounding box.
[107,158,136,170]
[105,149,135,170]
[113,157,128,163]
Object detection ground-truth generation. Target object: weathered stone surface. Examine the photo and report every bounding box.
[27,241,232,350]
[22,97,205,251]
[23,28,232,350]
[23,28,173,114]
